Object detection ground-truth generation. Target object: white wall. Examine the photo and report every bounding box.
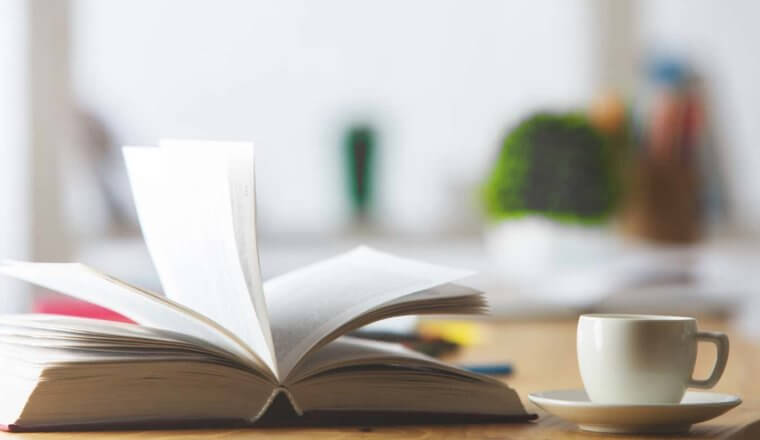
[29,1,75,261]
[71,0,596,237]
[0,0,31,312]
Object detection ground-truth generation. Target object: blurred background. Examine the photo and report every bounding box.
[3,0,760,338]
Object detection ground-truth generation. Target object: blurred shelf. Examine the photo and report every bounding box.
[71,232,760,321]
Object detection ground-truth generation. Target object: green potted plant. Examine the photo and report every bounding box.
[481,112,622,293]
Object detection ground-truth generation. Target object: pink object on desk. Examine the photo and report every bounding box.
[33,297,134,323]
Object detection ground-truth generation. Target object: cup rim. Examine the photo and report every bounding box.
[580,313,695,321]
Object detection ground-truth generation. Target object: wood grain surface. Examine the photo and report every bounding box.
[3,317,758,439]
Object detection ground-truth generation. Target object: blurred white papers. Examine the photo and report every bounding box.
[483,217,754,315]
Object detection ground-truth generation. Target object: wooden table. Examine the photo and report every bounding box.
[4,317,758,439]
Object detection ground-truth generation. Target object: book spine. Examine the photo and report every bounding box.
[252,386,302,422]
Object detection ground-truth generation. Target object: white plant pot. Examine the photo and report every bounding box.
[484,216,619,291]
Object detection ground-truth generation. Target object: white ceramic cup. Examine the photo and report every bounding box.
[577,314,729,404]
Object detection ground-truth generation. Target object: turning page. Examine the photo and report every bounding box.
[124,141,276,376]
[265,246,475,377]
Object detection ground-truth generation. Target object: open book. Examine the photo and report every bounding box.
[0,140,527,431]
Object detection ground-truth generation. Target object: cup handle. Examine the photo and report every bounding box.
[688,331,729,389]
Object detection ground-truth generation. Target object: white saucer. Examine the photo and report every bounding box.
[528,389,741,434]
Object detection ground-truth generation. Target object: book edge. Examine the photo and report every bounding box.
[0,412,537,432]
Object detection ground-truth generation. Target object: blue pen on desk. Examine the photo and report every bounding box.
[460,363,513,376]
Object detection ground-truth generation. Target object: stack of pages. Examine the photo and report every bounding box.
[0,140,527,431]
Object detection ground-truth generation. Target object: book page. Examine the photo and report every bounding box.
[286,336,493,384]
[124,142,276,376]
[159,140,275,361]
[0,314,250,363]
[0,261,272,378]
[287,337,525,417]
[265,246,474,377]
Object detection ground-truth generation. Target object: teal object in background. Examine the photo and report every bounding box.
[460,363,513,376]
[344,125,376,221]
[482,112,620,224]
